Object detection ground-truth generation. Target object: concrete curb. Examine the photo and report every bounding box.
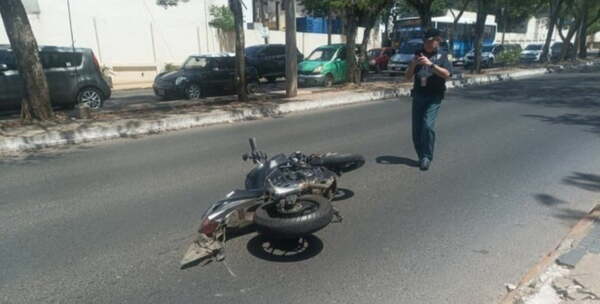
[0,68,548,154]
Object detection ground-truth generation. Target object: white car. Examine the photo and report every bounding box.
[520,44,543,63]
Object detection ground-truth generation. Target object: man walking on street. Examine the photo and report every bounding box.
[405,29,452,171]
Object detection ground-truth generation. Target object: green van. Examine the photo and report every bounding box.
[298,44,368,87]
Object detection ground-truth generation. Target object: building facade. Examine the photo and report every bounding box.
[1,0,379,87]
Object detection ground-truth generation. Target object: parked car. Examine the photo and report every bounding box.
[386,39,423,76]
[465,44,522,68]
[153,54,259,100]
[550,42,576,61]
[298,44,368,87]
[367,47,395,72]
[245,44,303,83]
[0,45,111,111]
[520,44,543,63]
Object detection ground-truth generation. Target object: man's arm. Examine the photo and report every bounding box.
[431,63,451,80]
[405,59,417,81]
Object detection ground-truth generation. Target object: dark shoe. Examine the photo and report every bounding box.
[419,158,431,171]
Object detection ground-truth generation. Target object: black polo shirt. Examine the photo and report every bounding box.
[413,48,453,97]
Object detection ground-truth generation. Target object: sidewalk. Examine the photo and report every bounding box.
[0,63,595,154]
[501,205,600,304]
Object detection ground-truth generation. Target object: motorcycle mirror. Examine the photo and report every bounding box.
[249,137,257,152]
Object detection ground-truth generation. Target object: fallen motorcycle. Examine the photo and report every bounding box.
[181,138,365,268]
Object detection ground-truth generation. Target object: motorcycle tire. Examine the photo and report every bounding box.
[254,195,333,238]
[312,153,365,174]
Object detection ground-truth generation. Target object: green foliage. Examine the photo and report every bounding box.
[164,63,179,72]
[497,47,520,66]
[208,5,234,31]
[394,0,446,18]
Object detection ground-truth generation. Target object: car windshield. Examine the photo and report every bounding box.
[306,48,337,61]
[368,49,380,57]
[398,43,422,54]
[245,46,263,57]
[183,56,208,69]
[482,45,495,52]
[525,45,542,51]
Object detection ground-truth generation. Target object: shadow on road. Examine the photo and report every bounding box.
[534,171,600,224]
[332,188,355,202]
[246,234,323,263]
[375,155,419,168]
[534,194,568,206]
[451,74,600,110]
[523,114,600,136]
[563,172,600,192]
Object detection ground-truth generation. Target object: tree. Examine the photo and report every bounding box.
[540,0,564,63]
[444,0,474,58]
[208,5,235,31]
[577,0,600,58]
[472,0,494,73]
[0,0,54,121]
[157,0,248,101]
[358,0,395,73]
[284,0,298,97]
[404,0,437,30]
[554,0,600,60]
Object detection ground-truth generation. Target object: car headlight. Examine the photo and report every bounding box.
[313,66,322,74]
[175,76,187,86]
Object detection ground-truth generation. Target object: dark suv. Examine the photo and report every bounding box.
[153,55,259,100]
[245,44,303,82]
[0,45,111,111]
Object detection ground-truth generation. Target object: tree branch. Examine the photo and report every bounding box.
[586,8,600,27]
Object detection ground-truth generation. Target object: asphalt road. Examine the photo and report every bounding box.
[1,73,600,304]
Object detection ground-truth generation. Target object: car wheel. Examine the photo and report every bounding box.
[77,87,104,109]
[185,84,202,100]
[246,81,259,94]
[324,74,334,88]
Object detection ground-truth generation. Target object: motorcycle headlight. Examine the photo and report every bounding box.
[175,76,187,86]
[313,66,322,74]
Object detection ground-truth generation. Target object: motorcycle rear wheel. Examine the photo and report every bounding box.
[254,195,333,238]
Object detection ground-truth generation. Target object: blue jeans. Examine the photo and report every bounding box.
[412,93,442,161]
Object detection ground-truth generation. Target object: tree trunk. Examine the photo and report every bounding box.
[473,0,487,74]
[360,23,374,78]
[578,7,588,58]
[541,0,563,63]
[285,0,297,97]
[559,16,580,61]
[229,0,247,101]
[327,12,332,45]
[0,0,54,121]
[417,6,433,30]
[344,11,360,84]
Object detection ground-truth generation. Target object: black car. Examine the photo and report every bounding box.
[0,45,111,111]
[153,55,259,100]
[245,44,303,83]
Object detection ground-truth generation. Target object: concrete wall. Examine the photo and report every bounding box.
[0,0,379,87]
[495,17,570,48]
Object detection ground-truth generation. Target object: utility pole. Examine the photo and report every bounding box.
[501,4,506,45]
[93,17,103,63]
[204,0,211,53]
[150,22,158,72]
[285,0,298,97]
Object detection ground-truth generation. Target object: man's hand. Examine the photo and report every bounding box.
[416,54,433,67]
